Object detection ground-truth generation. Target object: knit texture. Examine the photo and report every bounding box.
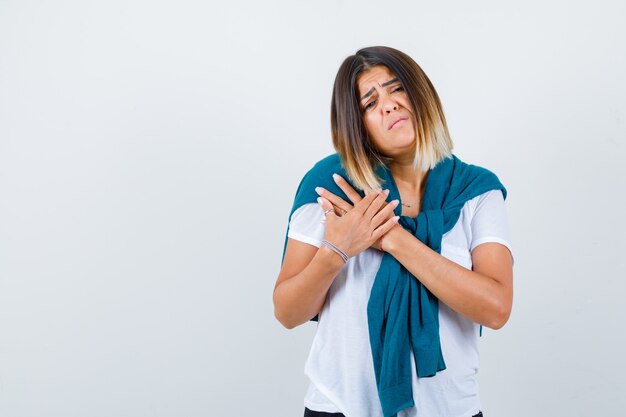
[281,153,507,417]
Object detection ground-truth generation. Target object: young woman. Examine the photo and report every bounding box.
[273,46,514,417]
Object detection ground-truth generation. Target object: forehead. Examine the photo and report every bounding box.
[356,65,397,93]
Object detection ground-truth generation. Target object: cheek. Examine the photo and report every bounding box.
[363,114,380,134]
[399,96,414,114]
[363,118,381,144]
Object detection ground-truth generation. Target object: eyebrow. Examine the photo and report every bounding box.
[359,78,400,101]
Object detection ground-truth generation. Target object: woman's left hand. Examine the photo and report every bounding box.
[316,173,399,251]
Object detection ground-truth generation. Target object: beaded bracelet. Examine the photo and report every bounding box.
[321,239,349,263]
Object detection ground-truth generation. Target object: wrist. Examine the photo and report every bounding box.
[319,244,348,268]
[381,224,404,253]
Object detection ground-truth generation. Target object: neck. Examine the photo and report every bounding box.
[388,160,428,194]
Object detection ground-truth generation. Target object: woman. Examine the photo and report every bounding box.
[273,46,514,417]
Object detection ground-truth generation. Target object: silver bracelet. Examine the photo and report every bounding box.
[321,239,349,263]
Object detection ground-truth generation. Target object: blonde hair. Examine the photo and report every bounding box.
[330,46,454,191]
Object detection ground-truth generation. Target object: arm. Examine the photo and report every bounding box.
[273,240,345,329]
[274,193,398,329]
[382,226,513,329]
[315,173,514,329]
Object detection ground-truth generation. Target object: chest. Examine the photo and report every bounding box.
[332,204,474,293]
[400,205,420,218]
[396,183,424,219]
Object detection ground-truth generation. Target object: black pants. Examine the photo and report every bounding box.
[304,407,483,417]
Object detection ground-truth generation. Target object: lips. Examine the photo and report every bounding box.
[388,116,408,130]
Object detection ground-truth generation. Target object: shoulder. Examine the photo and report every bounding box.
[467,189,506,215]
[289,153,345,217]
[303,153,344,181]
[453,189,507,233]
[450,154,508,201]
[443,188,512,261]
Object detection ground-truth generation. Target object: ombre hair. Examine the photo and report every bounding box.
[330,46,454,192]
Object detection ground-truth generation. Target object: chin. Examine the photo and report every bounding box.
[392,139,417,157]
[395,134,416,147]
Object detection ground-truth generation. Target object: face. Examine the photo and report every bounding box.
[356,65,416,159]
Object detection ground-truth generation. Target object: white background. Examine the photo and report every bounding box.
[1,1,625,416]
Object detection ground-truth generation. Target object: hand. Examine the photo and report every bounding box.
[316,173,400,254]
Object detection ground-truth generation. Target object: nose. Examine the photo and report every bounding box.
[382,95,399,113]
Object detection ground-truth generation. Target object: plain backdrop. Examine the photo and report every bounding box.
[1,1,625,416]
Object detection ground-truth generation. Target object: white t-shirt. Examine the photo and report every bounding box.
[287,189,514,417]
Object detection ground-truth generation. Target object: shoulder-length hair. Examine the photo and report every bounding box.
[330,46,454,192]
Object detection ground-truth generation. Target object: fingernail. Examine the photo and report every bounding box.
[384,189,390,195]
[391,199,399,206]
[332,173,340,182]
[317,197,323,205]
[315,187,323,195]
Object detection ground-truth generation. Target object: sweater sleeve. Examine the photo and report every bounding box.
[470,189,515,266]
[287,203,326,248]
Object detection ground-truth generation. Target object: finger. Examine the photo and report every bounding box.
[317,197,334,215]
[354,189,382,214]
[363,187,382,196]
[316,194,343,217]
[331,203,344,217]
[372,214,400,241]
[333,204,347,217]
[370,198,400,226]
[364,189,391,220]
[315,186,353,214]
[332,173,363,205]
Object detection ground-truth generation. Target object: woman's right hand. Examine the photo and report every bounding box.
[317,190,399,259]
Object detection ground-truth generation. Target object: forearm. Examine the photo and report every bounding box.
[384,226,511,329]
[273,246,345,329]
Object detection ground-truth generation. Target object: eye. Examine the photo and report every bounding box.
[363,100,376,111]
[392,85,404,93]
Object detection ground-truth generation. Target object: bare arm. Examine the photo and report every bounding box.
[312,173,513,330]
[273,240,345,329]
[274,191,398,329]
[382,226,513,329]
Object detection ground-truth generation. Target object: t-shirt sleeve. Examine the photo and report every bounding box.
[470,189,515,266]
[287,203,326,248]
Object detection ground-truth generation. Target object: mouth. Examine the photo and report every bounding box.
[388,117,408,130]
